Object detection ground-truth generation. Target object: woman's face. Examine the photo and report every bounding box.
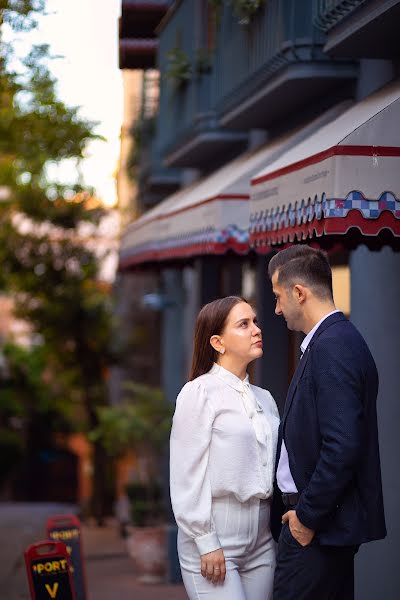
[217,302,263,363]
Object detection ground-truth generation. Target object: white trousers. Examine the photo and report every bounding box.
[177,495,275,600]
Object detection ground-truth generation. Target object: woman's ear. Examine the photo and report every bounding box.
[210,335,225,355]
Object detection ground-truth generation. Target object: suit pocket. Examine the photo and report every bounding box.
[282,523,317,549]
[282,523,302,549]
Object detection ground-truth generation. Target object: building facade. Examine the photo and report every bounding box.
[118,1,400,595]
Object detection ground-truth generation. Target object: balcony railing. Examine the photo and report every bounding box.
[155,0,356,166]
[313,0,367,32]
[136,72,181,206]
[212,0,329,123]
[157,1,212,155]
[155,1,248,168]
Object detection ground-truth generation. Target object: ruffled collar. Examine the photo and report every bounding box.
[210,363,267,448]
[209,363,250,392]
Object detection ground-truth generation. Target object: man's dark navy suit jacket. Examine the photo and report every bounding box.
[271,311,386,546]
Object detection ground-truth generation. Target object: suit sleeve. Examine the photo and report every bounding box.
[169,380,221,555]
[295,338,365,532]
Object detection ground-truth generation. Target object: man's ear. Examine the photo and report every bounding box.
[210,335,225,355]
[293,284,307,304]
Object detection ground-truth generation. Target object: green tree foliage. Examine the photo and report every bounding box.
[0,1,45,27]
[0,4,99,207]
[0,341,73,492]
[0,1,114,517]
[92,382,173,460]
[91,382,173,526]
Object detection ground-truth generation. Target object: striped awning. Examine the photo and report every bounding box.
[119,107,345,269]
[250,79,400,251]
[119,188,250,269]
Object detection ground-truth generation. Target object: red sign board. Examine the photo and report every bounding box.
[25,540,76,600]
[46,514,87,600]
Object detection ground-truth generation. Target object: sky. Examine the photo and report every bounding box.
[4,0,124,279]
[21,0,124,207]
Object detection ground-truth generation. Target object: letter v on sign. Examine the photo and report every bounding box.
[45,582,59,598]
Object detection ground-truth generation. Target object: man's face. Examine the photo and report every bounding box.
[271,270,303,331]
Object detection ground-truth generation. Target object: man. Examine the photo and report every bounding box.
[269,245,386,599]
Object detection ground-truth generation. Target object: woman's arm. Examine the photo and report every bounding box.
[170,380,221,556]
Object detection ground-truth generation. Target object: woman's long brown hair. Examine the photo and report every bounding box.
[189,296,247,381]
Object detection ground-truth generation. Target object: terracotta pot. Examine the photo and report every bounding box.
[126,524,167,583]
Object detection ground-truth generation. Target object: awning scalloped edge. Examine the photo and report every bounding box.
[250,209,400,251]
[118,225,249,269]
[249,191,400,236]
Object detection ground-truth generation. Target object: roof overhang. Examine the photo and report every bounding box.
[322,0,400,58]
[120,1,170,38]
[119,39,158,70]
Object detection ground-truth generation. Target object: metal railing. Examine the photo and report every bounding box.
[156,0,328,156]
[211,0,324,116]
[156,0,211,156]
[313,0,367,32]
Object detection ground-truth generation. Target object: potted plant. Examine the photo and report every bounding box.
[91,381,173,583]
[208,0,264,26]
[232,0,265,25]
[125,480,164,526]
[164,47,192,91]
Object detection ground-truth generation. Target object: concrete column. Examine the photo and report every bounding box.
[350,246,400,600]
[182,265,200,379]
[221,256,243,297]
[254,254,289,414]
[160,268,185,583]
[161,268,185,404]
[196,256,223,305]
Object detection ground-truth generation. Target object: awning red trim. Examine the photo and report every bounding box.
[250,210,400,249]
[251,145,400,186]
[118,239,249,270]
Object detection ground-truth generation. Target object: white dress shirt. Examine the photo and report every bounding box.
[170,363,280,555]
[277,310,340,493]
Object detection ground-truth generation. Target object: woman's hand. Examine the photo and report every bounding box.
[200,548,226,584]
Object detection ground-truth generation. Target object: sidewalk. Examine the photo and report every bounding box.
[0,503,187,600]
[0,502,76,600]
[82,519,188,600]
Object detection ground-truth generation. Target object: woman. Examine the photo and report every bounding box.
[170,296,279,599]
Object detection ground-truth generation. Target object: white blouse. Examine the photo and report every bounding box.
[170,363,280,555]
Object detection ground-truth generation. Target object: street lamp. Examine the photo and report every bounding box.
[141,292,174,311]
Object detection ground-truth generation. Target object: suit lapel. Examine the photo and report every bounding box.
[275,311,347,477]
[282,347,311,423]
[275,351,310,475]
[282,311,346,425]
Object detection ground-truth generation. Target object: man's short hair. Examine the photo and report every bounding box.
[268,245,333,300]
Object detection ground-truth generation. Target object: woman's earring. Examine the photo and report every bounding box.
[220,349,225,355]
